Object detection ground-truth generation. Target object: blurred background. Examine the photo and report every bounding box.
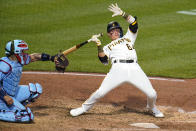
[0,0,195,78]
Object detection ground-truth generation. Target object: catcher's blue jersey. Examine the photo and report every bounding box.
[0,56,42,123]
[0,56,30,96]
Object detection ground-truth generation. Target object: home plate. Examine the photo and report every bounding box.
[129,123,160,129]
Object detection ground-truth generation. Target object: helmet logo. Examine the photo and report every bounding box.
[18,44,27,48]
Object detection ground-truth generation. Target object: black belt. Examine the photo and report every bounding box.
[114,59,134,63]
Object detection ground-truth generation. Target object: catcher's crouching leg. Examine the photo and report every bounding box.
[23,83,42,106]
[15,83,42,106]
[0,98,34,123]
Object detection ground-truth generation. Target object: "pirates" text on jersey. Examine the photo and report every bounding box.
[108,38,132,51]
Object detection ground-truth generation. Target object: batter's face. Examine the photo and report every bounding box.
[108,29,120,40]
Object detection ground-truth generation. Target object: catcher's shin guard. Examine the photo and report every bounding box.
[21,83,42,106]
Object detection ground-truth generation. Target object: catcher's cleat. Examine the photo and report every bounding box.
[70,107,86,117]
[149,107,164,118]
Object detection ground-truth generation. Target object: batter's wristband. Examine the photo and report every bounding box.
[0,88,6,100]
[122,12,127,18]
[50,55,55,62]
[41,53,51,61]
[121,12,126,17]
[97,45,104,53]
[96,42,101,47]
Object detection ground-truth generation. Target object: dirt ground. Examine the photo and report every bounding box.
[0,72,196,131]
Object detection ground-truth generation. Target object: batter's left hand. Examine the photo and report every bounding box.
[108,3,124,17]
[89,35,102,46]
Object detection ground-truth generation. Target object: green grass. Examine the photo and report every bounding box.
[0,0,196,78]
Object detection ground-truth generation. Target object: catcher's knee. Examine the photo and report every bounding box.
[0,107,34,123]
[22,83,42,105]
[29,83,42,98]
[29,83,42,100]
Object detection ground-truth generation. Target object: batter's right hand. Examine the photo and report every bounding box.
[4,95,14,106]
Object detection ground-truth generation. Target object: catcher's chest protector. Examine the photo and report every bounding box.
[0,57,23,96]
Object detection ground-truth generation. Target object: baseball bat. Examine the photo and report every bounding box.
[62,33,103,56]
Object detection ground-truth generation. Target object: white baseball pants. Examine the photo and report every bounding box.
[82,62,157,111]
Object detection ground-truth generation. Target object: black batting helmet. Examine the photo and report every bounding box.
[107,21,123,37]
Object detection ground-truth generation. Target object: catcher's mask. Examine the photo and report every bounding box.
[5,40,29,65]
[107,21,123,37]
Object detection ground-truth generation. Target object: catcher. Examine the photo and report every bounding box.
[0,40,68,123]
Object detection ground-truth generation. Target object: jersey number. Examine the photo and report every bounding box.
[126,44,133,50]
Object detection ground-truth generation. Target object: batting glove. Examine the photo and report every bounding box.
[92,38,101,46]
[89,35,102,46]
[108,3,125,17]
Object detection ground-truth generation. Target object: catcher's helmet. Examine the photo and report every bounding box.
[107,21,123,37]
[5,40,29,65]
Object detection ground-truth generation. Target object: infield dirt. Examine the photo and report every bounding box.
[0,72,196,131]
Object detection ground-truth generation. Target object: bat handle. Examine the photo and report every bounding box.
[96,33,103,38]
[76,41,88,48]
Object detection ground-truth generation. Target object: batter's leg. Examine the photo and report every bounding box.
[127,64,164,117]
[70,64,126,116]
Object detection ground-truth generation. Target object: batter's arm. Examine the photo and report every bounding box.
[89,34,108,64]
[108,3,138,33]
[122,12,136,24]
[97,46,108,65]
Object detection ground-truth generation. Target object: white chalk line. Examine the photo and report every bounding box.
[177,9,196,15]
[68,127,146,131]
[177,11,196,15]
[159,105,196,114]
[22,71,185,82]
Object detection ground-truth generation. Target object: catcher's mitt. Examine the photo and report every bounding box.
[51,52,69,73]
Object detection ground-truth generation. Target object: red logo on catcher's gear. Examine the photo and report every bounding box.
[18,44,28,48]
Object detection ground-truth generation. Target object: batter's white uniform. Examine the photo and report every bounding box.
[70,3,164,117]
[81,26,157,112]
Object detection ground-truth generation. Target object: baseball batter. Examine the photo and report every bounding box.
[70,3,164,118]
